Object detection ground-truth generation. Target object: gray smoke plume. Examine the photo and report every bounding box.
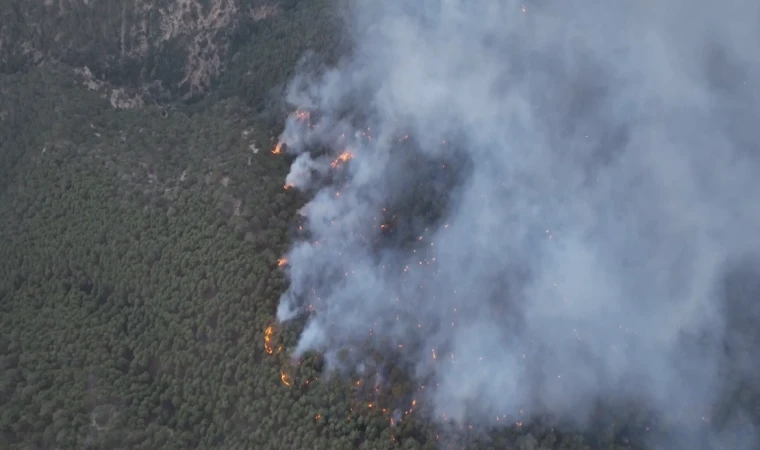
[276,0,760,447]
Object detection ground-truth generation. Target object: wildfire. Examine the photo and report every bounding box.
[277,257,288,267]
[284,183,294,190]
[294,109,310,122]
[330,151,353,168]
[280,372,292,387]
[264,326,274,355]
[272,142,282,154]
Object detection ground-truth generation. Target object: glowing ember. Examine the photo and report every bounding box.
[280,372,292,386]
[264,326,274,355]
[277,258,288,267]
[294,109,310,122]
[330,151,353,168]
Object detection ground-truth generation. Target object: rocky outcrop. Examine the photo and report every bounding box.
[0,0,279,99]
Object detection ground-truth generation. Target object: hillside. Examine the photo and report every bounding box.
[2,1,757,450]
[0,0,341,102]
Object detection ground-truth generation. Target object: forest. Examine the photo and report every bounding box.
[1,1,759,449]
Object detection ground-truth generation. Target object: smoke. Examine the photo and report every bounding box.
[276,0,760,446]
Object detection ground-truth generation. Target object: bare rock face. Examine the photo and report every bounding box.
[0,0,279,99]
[109,87,146,110]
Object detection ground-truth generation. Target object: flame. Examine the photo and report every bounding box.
[272,142,282,154]
[277,258,288,267]
[284,183,294,190]
[330,151,353,168]
[294,109,310,122]
[280,372,292,386]
[315,414,321,421]
[264,326,274,355]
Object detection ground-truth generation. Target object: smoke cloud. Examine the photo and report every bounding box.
[276,0,760,447]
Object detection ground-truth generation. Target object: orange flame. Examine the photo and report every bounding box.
[294,109,310,122]
[277,258,288,267]
[280,372,292,386]
[264,326,274,355]
[272,142,282,154]
[284,183,294,190]
[330,151,353,168]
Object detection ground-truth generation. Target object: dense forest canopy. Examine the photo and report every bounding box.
[2,1,760,450]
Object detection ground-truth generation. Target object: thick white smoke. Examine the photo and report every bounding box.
[276,0,760,446]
